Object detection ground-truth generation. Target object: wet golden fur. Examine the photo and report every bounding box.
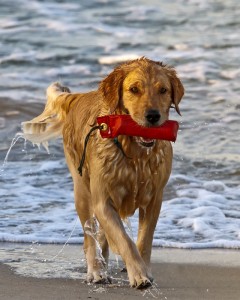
[22,57,184,288]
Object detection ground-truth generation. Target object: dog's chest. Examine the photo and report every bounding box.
[103,149,168,218]
[95,137,172,218]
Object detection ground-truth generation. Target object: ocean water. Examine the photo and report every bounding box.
[0,0,240,251]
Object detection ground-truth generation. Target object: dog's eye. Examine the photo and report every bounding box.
[160,87,167,94]
[130,86,139,94]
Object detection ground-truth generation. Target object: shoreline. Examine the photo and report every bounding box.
[1,243,240,299]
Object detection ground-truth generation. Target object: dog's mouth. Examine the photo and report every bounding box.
[135,137,156,148]
[121,112,157,148]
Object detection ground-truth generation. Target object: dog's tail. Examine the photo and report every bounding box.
[21,82,71,151]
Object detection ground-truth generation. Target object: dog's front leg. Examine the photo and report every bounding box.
[92,191,152,288]
[64,151,109,284]
[136,193,163,281]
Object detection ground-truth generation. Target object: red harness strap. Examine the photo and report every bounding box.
[97,115,179,142]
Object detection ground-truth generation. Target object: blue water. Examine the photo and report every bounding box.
[0,0,240,249]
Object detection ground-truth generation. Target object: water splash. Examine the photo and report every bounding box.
[91,286,107,294]
[115,254,119,269]
[84,217,106,267]
[141,282,163,298]
[124,217,135,242]
[50,217,79,261]
[0,133,25,175]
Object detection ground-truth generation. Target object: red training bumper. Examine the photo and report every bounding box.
[96,115,179,142]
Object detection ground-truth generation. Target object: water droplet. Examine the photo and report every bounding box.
[0,133,26,174]
[84,217,107,267]
[123,218,134,241]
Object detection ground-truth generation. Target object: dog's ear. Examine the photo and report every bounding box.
[99,67,124,113]
[168,68,184,116]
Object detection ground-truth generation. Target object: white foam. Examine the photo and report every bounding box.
[0,50,36,64]
[125,5,158,20]
[26,0,81,17]
[152,175,240,248]
[177,60,218,82]
[1,153,239,248]
[92,22,144,38]
[220,69,240,80]
[99,54,140,65]
[0,117,5,129]
[40,20,79,33]
[45,64,91,76]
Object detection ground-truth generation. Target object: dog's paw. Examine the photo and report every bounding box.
[86,271,111,284]
[127,265,153,289]
[130,275,152,289]
[121,267,127,273]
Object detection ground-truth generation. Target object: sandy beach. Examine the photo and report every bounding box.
[1,243,240,300]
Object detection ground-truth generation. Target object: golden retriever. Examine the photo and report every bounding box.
[22,57,184,288]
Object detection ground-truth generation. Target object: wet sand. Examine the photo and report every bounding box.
[1,244,240,300]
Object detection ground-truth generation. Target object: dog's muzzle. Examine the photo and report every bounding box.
[145,109,161,126]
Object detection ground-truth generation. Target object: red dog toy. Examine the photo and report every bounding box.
[79,115,179,175]
[97,115,179,142]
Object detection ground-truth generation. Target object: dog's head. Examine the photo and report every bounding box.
[99,57,184,147]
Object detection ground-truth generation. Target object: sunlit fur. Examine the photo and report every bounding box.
[22,57,184,288]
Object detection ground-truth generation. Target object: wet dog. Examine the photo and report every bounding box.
[22,57,184,288]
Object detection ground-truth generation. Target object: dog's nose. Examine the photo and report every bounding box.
[145,110,161,125]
